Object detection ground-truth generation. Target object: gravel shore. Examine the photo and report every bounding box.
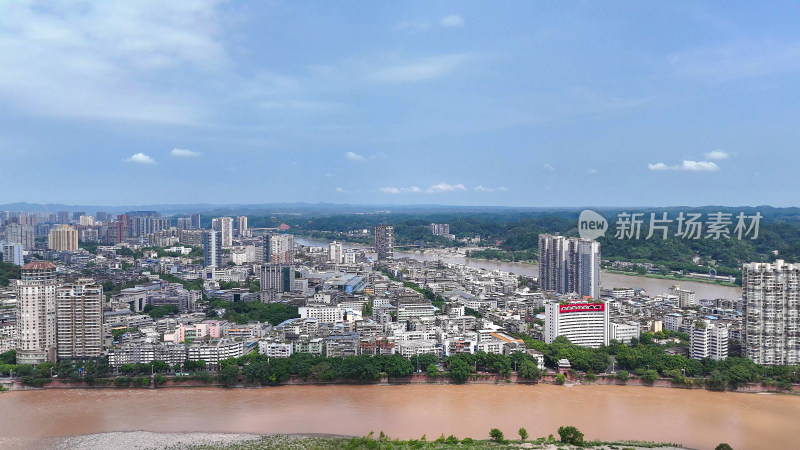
[47,432,264,450]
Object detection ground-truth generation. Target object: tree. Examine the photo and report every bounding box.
[555,373,566,385]
[489,428,505,443]
[218,365,239,387]
[642,369,659,384]
[616,370,629,382]
[519,427,528,441]
[715,444,734,450]
[426,363,440,378]
[518,359,542,382]
[448,359,471,384]
[383,355,413,378]
[557,426,584,446]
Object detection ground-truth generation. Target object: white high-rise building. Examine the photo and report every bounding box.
[236,216,248,237]
[690,320,729,361]
[329,241,344,264]
[545,300,609,348]
[57,280,103,360]
[79,215,95,226]
[212,217,234,247]
[538,234,600,300]
[16,261,59,364]
[743,260,800,365]
[670,285,696,308]
[0,241,24,266]
[270,234,294,264]
[203,231,222,268]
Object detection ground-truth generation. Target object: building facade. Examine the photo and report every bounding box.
[48,224,79,251]
[538,234,600,300]
[16,261,59,364]
[374,225,394,261]
[56,280,103,360]
[203,231,222,268]
[544,300,609,348]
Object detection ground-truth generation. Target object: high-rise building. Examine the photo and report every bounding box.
[538,234,600,300]
[56,280,103,360]
[544,300,609,348]
[690,319,729,361]
[48,224,79,251]
[236,216,248,237]
[669,285,696,308]
[190,214,201,230]
[260,264,296,293]
[212,217,234,247]
[742,260,800,365]
[270,234,294,264]
[261,233,272,264]
[203,231,222,268]
[374,225,394,261]
[78,215,95,226]
[329,241,344,264]
[6,223,35,249]
[0,241,24,265]
[176,217,192,231]
[16,261,59,364]
[57,211,70,224]
[430,223,450,236]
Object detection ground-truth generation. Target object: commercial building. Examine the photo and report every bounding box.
[538,234,600,300]
[545,300,609,348]
[203,231,222,269]
[56,280,103,360]
[374,225,394,261]
[48,224,79,251]
[16,261,59,364]
[742,260,800,365]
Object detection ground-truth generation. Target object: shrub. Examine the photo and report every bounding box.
[715,444,734,450]
[489,428,505,443]
[519,427,528,441]
[616,370,629,382]
[153,373,167,387]
[557,426,584,446]
[642,370,659,384]
[445,435,459,444]
[555,373,566,385]
[461,437,474,444]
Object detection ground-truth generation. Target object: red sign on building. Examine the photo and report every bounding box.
[559,303,604,313]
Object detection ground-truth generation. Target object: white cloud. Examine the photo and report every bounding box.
[381,186,422,194]
[427,182,466,193]
[440,15,465,28]
[587,169,598,175]
[474,186,507,192]
[544,163,555,172]
[124,153,156,164]
[648,160,720,172]
[0,1,226,124]
[345,151,366,161]
[171,148,199,157]
[369,54,470,83]
[335,187,347,193]
[704,150,730,160]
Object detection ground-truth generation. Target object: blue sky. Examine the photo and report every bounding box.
[1,1,800,207]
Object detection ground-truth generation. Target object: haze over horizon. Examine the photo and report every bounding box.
[2,1,799,207]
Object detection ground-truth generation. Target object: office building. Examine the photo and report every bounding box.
[690,319,729,361]
[236,216,248,237]
[545,300,609,348]
[16,261,59,364]
[56,280,103,360]
[742,260,800,365]
[212,217,234,247]
[260,264,295,293]
[48,224,79,251]
[538,234,600,300]
[374,225,394,261]
[203,231,222,268]
[329,241,344,264]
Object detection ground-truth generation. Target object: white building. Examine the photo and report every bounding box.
[544,300,609,348]
[329,241,344,264]
[212,217,234,247]
[270,234,294,264]
[670,285,696,308]
[299,305,345,323]
[609,321,640,344]
[258,341,293,358]
[187,338,244,367]
[16,262,59,364]
[56,280,103,360]
[690,320,729,361]
[664,313,683,332]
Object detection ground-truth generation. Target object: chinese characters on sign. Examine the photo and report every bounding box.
[613,211,761,240]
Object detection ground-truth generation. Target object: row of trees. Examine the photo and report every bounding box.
[205,299,299,325]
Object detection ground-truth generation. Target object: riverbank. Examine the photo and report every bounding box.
[3,371,796,395]
[603,269,739,287]
[40,431,686,450]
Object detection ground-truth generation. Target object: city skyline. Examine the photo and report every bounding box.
[2,2,800,206]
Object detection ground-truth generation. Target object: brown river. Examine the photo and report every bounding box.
[1,385,798,449]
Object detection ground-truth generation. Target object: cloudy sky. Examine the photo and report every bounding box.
[1,1,799,207]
